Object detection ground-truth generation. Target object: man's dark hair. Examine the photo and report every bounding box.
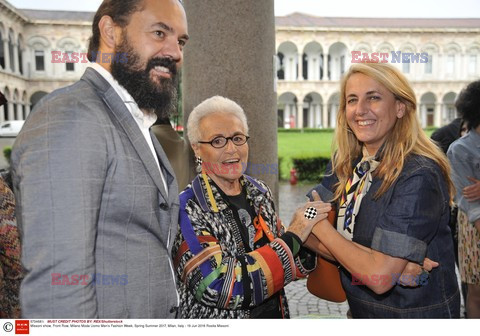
[455,80,480,131]
[87,0,145,62]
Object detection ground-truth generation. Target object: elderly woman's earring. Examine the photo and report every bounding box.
[195,157,203,174]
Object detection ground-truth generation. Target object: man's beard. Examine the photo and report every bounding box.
[111,34,179,119]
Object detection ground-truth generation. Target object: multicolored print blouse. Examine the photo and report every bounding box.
[0,175,23,318]
[172,174,316,319]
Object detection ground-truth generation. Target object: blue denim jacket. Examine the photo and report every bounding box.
[311,154,460,318]
[447,130,480,223]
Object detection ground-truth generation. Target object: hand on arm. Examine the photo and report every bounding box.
[286,191,331,242]
[463,177,480,202]
[397,258,438,287]
[311,219,408,294]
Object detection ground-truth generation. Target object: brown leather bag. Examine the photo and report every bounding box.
[306,207,347,302]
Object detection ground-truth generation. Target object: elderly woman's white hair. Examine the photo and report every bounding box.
[187,96,249,144]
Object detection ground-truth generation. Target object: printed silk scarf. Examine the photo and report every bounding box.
[337,148,380,240]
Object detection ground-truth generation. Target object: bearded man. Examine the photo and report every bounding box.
[11,0,189,318]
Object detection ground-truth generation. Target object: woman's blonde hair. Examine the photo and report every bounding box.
[332,63,454,201]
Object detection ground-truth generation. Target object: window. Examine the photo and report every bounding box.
[446,55,455,74]
[66,51,75,72]
[403,62,410,74]
[425,55,433,74]
[340,55,345,75]
[469,55,477,75]
[35,50,45,71]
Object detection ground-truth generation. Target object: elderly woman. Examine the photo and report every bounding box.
[306,63,460,318]
[448,80,480,318]
[172,96,330,318]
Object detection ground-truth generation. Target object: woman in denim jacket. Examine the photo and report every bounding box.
[306,63,460,318]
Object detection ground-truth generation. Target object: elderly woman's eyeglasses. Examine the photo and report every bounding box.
[198,134,250,148]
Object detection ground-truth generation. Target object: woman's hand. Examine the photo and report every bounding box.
[397,258,439,287]
[287,191,331,242]
[463,177,480,202]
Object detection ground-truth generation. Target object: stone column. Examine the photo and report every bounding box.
[284,105,290,129]
[289,104,296,128]
[7,101,14,121]
[296,102,303,129]
[13,43,19,75]
[308,105,314,128]
[0,106,4,122]
[322,102,329,128]
[435,103,442,127]
[183,0,278,198]
[315,104,321,128]
[25,103,31,118]
[322,53,328,80]
[437,54,443,80]
[297,52,303,80]
[2,39,10,72]
[421,104,427,128]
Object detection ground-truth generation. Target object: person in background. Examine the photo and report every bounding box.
[12,0,188,318]
[431,115,468,310]
[306,63,459,318]
[431,117,462,154]
[447,79,480,318]
[173,96,329,318]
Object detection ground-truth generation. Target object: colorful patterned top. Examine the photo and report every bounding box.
[0,175,23,318]
[172,174,316,318]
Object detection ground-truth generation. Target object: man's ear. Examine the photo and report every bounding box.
[98,15,119,50]
[396,100,406,119]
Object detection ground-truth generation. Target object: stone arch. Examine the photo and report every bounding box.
[443,42,461,54]
[302,92,323,128]
[30,91,48,110]
[277,41,299,81]
[302,41,323,80]
[328,42,349,81]
[327,92,340,128]
[376,42,395,54]
[420,92,437,127]
[442,92,457,124]
[56,37,82,51]
[28,35,51,49]
[353,42,372,54]
[28,36,50,72]
[277,92,298,128]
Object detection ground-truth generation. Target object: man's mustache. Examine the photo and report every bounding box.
[145,57,177,77]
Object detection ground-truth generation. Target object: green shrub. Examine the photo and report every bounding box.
[292,156,330,182]
[3,146,12,163]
